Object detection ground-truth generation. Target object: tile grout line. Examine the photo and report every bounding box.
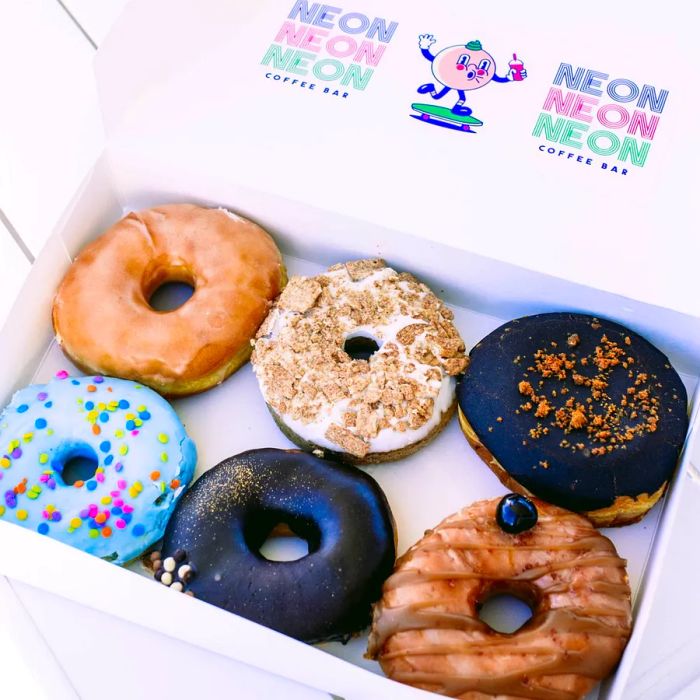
[2,3,96,270]
[54,0,98,50]
[0,208,35,264]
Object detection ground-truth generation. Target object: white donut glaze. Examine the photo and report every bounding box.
[252,260,467,460]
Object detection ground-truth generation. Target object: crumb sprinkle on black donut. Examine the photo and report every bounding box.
[457,313,689,526]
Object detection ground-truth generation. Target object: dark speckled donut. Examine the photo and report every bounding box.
[457,313,689,526]
[159,448,396,642]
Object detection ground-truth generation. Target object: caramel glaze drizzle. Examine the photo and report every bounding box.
[368,500,632,700]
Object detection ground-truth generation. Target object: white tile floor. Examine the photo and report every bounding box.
[0,216,31,331]
[0,0,105,259]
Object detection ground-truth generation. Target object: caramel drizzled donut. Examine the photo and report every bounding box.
[368,498,632,699]
[53,204,285,396]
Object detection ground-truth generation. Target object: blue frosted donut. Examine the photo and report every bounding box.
[0,372,197,563]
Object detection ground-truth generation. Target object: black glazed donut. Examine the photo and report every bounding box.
[158,448,396,642]
[457,312,688,526]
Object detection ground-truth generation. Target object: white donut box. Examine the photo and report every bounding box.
[1,1,698,698]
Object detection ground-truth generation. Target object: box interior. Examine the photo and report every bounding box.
[0,153,698,699]
[3,1,700,697]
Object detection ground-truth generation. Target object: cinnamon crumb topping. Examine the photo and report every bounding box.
[252,260,467,451]
[569,408,587,430]
[518,381,533,396]
[512,328,662,457]
[535,400,551,418]
[325,424,369,458]
[277,277,322,313]
[344,258,387,281]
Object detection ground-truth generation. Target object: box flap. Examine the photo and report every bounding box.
[95,0,698,316]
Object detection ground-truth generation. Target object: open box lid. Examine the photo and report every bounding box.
[94,0,699,317]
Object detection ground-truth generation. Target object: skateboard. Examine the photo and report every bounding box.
[411,103,483,132]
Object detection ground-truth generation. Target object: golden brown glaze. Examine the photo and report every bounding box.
[368,498,632,699]
[52,205,285,396]
[458,407,666,527]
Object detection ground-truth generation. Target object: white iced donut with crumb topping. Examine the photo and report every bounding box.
[251,259,468,464]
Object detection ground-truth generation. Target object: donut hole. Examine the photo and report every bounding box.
[148,281,195,312]
[477,583,536,634]
[245,511,320,563]
[53,444,99,486]
[478,594,534,633]
[259,529,310,562]
[343,333,381,361]
[144,263,196,312]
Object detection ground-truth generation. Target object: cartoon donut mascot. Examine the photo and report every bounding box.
[417,36,527,116]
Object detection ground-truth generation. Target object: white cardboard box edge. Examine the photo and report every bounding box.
[0,0,699,696]
[0,135,698,700]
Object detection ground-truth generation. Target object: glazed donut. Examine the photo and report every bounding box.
[0,372,196,563]
[53,204,286,396]
[251,259,468,464]
[156,448,396,642]
[457,313,689,526]
[368,497,632,699]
